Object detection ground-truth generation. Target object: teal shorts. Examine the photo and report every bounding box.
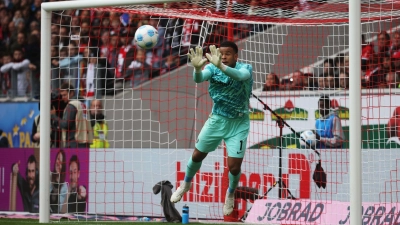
[195,113,250,158]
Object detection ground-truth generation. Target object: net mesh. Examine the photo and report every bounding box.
[35,0,400,223]
[98,0,400,24]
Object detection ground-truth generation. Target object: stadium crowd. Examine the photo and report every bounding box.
[263,31,400,91]
[0,0,398,100]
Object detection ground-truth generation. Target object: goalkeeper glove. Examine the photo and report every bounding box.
[187,46,208,73]
[206,45,227,71]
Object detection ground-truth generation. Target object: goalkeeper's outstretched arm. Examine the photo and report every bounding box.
[188,46,208,83]
[221,66,251,81]
[193,69,212,83]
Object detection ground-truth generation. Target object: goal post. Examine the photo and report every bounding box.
[348,1,361,225]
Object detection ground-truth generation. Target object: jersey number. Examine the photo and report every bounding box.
[239,140,243,150]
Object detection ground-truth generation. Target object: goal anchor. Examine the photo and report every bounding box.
[265,117,296,200]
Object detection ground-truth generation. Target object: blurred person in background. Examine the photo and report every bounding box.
[325,74,336,90]
[0,48,30,97]
[50,83,93,148]
[0,53,12,96]
[125,48,152,87]
[89,99,109,148]
[391,31,400,57]
[0,129,10,148]
[377,31,391,58]
[338,72,349,90]
[386,71,400,89]
[362,34,375,71]
[285,70,304,90]
[263,72,280,91]
[319,58,334,77]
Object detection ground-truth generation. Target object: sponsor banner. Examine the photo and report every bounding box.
[0,102,39,148]
[86,148,400,218]
[245,199,400,225]
[0,148,89,213]
[248,94,400,149]
[0,147,398,220]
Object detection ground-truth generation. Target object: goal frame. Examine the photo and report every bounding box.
[39,0,362,223]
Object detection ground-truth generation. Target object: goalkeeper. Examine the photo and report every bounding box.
[170,41,253,216]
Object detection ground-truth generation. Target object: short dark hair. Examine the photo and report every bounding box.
[60,83,75,93]
[219,41,238,54]
[334,53,345,66]
[319,95,330,108]
[323,58,334,67]
[267,72,280,85]
[378,31,390,41]
[69,154,80,171]
[27,154,37,166]
[13,48,24,54]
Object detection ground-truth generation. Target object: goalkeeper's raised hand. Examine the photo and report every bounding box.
[206,45,227,71]
[187,46,208,73]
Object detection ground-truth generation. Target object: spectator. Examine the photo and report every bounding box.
[89,99,109,148]
[339,72,349,90]
[12,9,24,27]
[325,74,336,89]
[334,53,346,77]
[31,0,41,14]
[0,53,12,95]
[154,54,178,74]
[10,31,26,52]
[391,31,400,57]
[377,31,391,57]
[0,129,10,147]
[364,56,383,88]
[317,76,326,90]
[50,83,93,148]
[314,95,344,148]
[12,155,40,213]
[31,100,60,148]
[263,72,280,91]
[393,51,400,71]
[125,48,152,87]
[386,71,399,89]
[319,58,334,77]
[362,34,375,71]
[53,42,83,89]
[285,70,304,90]
[116,29,135,79]
[0,48,30,97]
[301,66,315,89]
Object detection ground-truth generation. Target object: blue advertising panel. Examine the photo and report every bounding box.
[0,102,39,148]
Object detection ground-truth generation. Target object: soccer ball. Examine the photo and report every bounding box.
[299,130,317,147]
[134,25,159,49]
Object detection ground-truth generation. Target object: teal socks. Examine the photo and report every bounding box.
[184,157,202,182]
[228,171,241,193]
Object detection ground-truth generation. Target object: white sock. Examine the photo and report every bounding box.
[226,189,234,198]
[182,181,191,189]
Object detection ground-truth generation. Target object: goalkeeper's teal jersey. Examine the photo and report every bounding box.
[204,62,253,119]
